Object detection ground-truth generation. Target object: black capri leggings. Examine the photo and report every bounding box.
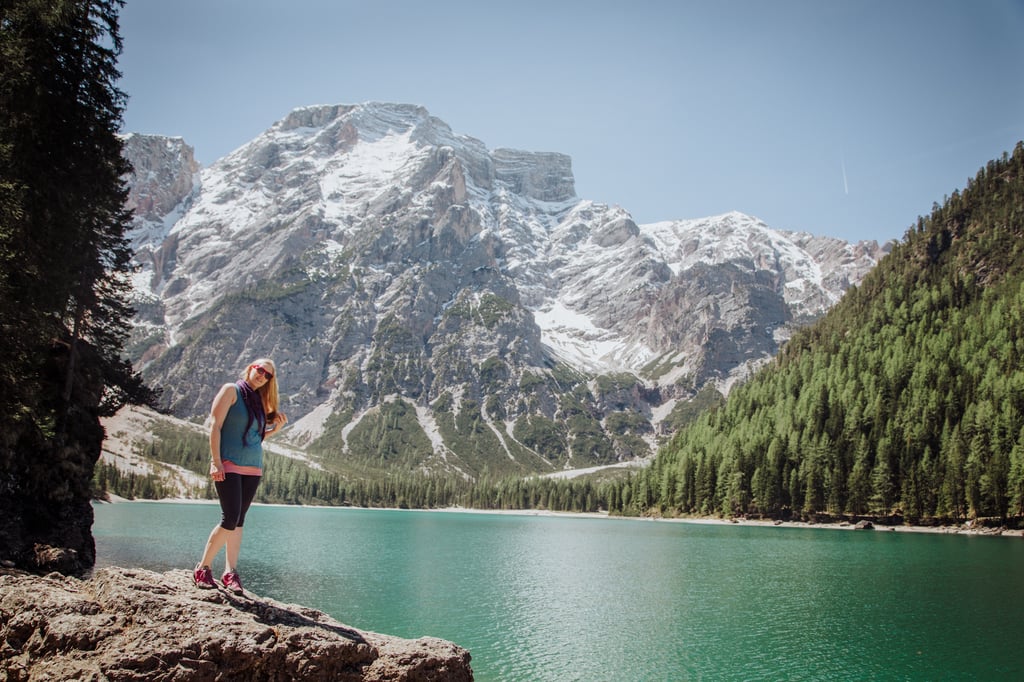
[214,473,261,530]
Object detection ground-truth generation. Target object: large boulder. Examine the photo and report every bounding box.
[0,567,472,681]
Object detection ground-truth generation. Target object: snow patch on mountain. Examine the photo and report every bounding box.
[534,300,635,372]
[415,403,456,464]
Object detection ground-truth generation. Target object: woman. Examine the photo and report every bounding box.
[193,358,287,594]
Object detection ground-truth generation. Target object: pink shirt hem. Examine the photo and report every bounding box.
[222,460,262,476]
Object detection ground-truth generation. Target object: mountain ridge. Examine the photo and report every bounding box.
[120,101,888,479]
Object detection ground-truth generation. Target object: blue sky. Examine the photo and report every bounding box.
[118,0,1024,244]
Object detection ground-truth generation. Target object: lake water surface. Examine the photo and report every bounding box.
[93,502,1024,681]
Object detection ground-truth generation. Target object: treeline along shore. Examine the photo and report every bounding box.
[97,143,1024,534]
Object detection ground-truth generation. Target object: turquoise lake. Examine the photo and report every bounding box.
[92,502,1024,681]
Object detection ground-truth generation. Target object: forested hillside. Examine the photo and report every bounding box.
[627,142,1024,524]
[98,144,1024,525]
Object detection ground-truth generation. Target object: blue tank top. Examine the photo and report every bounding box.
[219,386,263,469]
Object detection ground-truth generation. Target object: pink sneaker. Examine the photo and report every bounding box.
[193,565,216,589]
[221,571,244,595]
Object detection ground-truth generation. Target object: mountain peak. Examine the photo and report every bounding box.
[121,102,886,475]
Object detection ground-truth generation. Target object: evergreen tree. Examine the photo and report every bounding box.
[0,0,152,574]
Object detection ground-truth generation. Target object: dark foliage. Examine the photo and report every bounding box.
[0,0,154,574]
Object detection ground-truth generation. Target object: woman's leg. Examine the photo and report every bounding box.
[224,475,261,574]
[199,525,232,570]
[224,527,243,574]
[198,473,244,569]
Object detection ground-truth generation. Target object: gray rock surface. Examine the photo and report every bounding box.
[0,567,472,681]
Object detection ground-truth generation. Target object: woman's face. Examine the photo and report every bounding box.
[247,363,274,388]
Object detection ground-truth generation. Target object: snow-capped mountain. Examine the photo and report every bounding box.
[122,102,887,478]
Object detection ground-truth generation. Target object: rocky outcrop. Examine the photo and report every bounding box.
[0,567,473,681]
[121,134,199,298]
[492,148,575,202]
[122,134,199,223]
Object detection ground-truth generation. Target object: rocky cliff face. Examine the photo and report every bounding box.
[0,567,473,681]
[120,102,888,477]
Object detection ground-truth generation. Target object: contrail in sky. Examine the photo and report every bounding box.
[841,153,849,195]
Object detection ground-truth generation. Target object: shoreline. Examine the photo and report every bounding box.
[96,496,1022,538]
[434,506,1023,537]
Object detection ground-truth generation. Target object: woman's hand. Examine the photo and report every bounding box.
[210,459,225,482]
[267,411,288,435]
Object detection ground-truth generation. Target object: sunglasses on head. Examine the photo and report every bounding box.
[252,365,274,380]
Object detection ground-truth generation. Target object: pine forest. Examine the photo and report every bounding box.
[637,141,1024,524]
